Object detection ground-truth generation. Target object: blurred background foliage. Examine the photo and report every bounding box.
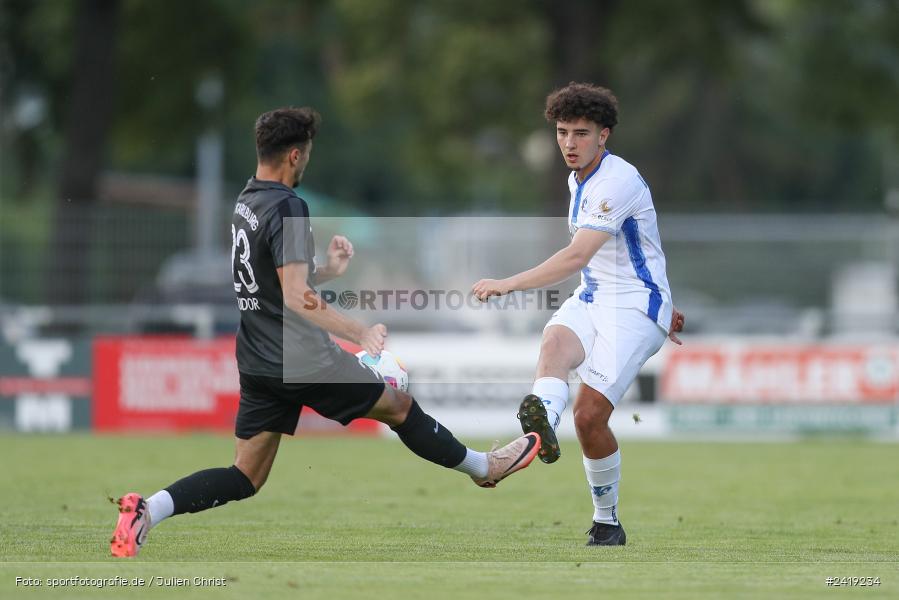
[2,0,898,217]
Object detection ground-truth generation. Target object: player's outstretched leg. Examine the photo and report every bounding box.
[110,493,150,557]
[369,386,540,488]
[518,394,561,464]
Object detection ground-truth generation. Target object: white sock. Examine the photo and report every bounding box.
[583,450,621,525]
[532,377,568,430]
[453,448,488,478]
[146,490,174,529]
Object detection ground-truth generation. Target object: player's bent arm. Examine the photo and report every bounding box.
[311,264,337,285]
[506,229,611,292]
[278,262,366,343]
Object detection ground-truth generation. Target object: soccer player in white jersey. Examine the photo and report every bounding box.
[473,82,685,546]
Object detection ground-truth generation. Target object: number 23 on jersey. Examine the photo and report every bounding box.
[231,224,259,294]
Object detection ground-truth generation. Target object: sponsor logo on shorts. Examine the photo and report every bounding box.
[587,367,609,383]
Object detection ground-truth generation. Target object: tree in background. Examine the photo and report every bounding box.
[50,0,120,305]
[323,0,551,213]
[2,0,248,304]
[3,0,899,306]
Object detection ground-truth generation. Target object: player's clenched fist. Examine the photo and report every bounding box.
[360,323,387,357]
[471,278,511,302]
[325,235,354,276]
[668,308,685,345]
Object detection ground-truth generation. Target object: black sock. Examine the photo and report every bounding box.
[165,465,256,515]
[390,400,467,468]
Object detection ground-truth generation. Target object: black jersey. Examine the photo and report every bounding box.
[231,177,341,378]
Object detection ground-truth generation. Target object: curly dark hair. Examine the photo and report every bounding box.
[255,107,321,164]
[544,82,618,130]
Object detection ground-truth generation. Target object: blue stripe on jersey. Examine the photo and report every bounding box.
[579,268,598,303]
[621,216,662,322]
[571,150,610,227]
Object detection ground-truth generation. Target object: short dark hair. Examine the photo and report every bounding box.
[255,107,321,164]
[544,82,618,130]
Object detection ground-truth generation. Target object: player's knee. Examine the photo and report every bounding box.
[539,332,563,357]
[573,403,610,436]
[232,448,273,492]
[572,406,591,436]
[372,385,412,426]
[233,462,268,491]
[391,389,413,422]
[539,331,581,369]
[249,470,268,491]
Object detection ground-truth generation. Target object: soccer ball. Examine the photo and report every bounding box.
[355,349,409,392]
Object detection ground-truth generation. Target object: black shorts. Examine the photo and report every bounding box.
[235,349,385,439]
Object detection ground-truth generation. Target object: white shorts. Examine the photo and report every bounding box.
[544,297,667,406]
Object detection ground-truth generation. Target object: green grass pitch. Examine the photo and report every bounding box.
[1,434,897,599]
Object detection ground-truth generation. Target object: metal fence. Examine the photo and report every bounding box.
[2,210,897,338]
[0,204,190,305]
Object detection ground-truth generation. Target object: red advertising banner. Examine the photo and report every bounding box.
[661,343,899,404]
[93,336,380,434]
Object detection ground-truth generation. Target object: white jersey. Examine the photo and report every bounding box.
[567,151,673,332]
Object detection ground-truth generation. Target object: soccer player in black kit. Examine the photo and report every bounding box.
[110,107,540,557]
